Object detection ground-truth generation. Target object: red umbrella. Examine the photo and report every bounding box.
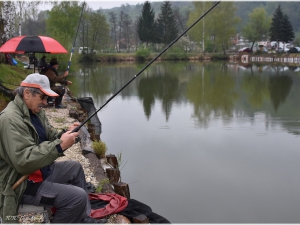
[0,35,67,54]
[0,35,68,71]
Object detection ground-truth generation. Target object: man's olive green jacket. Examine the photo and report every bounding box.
[0,94,64,223]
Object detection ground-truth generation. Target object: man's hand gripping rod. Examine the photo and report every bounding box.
[12,1,220,191]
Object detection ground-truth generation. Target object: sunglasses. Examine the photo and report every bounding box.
[37,92,48,100]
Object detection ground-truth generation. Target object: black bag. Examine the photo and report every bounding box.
[90,198,170,223]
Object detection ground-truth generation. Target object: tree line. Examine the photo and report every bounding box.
[0,1,297,58]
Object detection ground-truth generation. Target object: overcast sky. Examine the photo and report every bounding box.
[86,1,143,9]
[39,0,185,11]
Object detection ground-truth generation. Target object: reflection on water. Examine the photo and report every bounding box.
[70,62,300,132]
[69,62,300,223]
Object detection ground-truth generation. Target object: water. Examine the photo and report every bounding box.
[68,61,300,223]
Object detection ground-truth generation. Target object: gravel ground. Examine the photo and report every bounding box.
[44,106,99,186]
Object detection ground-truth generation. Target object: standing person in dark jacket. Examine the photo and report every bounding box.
[0,73,105,223]
[38,55,48,73]
[42,58,72,108]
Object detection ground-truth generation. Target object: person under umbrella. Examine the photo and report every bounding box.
[0,35,68,72]
[38,55,48,73]
[41,58,71,108]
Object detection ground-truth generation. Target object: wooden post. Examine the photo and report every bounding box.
[106,154,118,168]
[133,214,149,223]
[113,182,130,199]
[90,133,100,141]
[106,168,120,183]
[87,123,95,134]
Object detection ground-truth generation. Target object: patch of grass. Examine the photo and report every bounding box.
[54,117,66,123]
[0,93,11,111]
[0,60,29,90]
[117,152,127,171]
[95,178,109,193]
[162,47,187,60]
[92,140,108,158]
[0,59,30,109]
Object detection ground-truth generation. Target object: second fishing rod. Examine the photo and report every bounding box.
[69,1,220,133]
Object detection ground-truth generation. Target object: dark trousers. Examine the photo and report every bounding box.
[48,86,65,106]
[47,95,63,106]
[22,161,91,223]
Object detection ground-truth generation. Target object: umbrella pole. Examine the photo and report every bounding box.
[33,53,36,73]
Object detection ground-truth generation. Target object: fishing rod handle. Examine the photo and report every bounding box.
[57,128,81,143]
[56,129,66,139]
[12,175,28,190]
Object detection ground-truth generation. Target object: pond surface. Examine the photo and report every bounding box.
[68,61,300,223]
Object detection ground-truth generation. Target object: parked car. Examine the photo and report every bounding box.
[239,47,252,53]
[288,47,299,53]
[277,47,289,53]
[259,47,268,53]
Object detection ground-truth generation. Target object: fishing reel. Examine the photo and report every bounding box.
[56,129,81,144]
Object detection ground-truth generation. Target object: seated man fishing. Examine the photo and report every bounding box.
[0,73,105,223]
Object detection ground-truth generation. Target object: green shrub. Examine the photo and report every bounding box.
[135,48,151,61]
[162,46,187,60]
[92,140,108,158]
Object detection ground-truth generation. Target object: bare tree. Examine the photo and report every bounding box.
[123,13,132,51]
[109,12,118,52]
[118,11,125,49]
[14,1,40,36]
[2,1,15,43]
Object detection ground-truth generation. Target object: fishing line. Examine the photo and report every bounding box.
[71,1,220,133]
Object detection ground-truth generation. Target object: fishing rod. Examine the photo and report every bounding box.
[66,1,85,71]
[12,1,220,191]
[71,1,220,133]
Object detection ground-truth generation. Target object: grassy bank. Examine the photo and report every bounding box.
[79,51,230,63]
[0,60,29,111]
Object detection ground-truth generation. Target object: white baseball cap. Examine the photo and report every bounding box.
[20,73,59,97]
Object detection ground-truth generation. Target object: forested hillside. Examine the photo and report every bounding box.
[235,2,300,33]
[99,2,194,23]
[99,1,300,33]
